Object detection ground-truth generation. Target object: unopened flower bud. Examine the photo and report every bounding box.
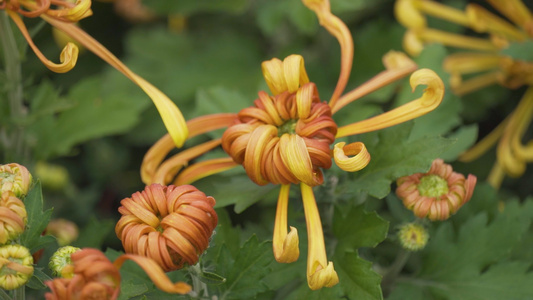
[0,163,32,198]
[35,162,69,191]
[0,244,34,290]
[47,219,79,246]
[115,184,218,271]
[396,159,477,221]
[49,246,80,278]
[398,223,429,251]
[0,191,27,244]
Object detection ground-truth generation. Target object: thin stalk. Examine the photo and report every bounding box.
[0,11,26,162]
[0,290,10,300]
[381,249,410,296]
[13,286,24,300]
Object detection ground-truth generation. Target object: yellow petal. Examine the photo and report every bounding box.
[402,30,425,57]
[485,0,533,30]
[333,142,371,172]
[273,184,300,263]
[47,0,93,22]
[296,83,316,119]
[7,11,78,73]
[465,4,528,41]
[42,16,188,147]
[300,183,338,290]
[261,58,286,96]
[443,53,502,75]
[279,134,316,186]
[417,0,469,27]
[336,68,444,137]
[261,55,309,96]
[394,0,426,29]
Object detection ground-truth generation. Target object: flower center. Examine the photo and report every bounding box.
[417,174,449,197]
[278,119,297,136]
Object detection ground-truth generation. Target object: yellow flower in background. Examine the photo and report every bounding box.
[140,0,444,290]
[1,0,188,148]
[395,0,533,188]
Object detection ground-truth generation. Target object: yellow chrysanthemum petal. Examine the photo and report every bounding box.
[394,0,426,29]
[261,58,286,96]
[284,55,310,94]
[273,184,300,263]
[336,68,444,137]
[333,142,371,172]
[279,134,316,186]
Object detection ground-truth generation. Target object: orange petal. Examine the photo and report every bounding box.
[273,184,300,263]
[175,157,238,185]
[333,142,371,172]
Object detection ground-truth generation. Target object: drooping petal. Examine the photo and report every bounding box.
[336,68,444,137]
[43,16,188,148]
[302,0,352,107]
[333,142,371,172]
[300,184,338,290]
[485,0,533,32]
[273,184,300,263]
[7,11,78,73]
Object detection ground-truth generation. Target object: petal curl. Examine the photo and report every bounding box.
[336,68,444,137]
[333,142,371,172]
[261,55,309,96]
[279,134,317,186]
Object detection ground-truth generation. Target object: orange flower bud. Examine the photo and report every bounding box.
[396,159,477,221]
[47,219,79,246]
[115,184,218,271]
[0,163,32,198]
[0,191,27,245]
[45,248,120,300]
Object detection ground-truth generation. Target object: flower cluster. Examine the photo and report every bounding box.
[140,0,445,290]
[395,0,533,188]
[396,159,477,221]
[115,184,218,271]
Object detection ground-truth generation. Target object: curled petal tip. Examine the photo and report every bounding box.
[383,51,417,70]
[409,68,445,109]
[394,0,426,29]
[274,226,300,263]
[403,30,425,57]
[261,55,309,95]
[307,261,339,290]
[333,142,371,172]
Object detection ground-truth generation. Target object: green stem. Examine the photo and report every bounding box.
[0,290,10,300]
[381,249,410,296]
[189,263,208,299]
[12,286,24,300]
[0,11,26,162]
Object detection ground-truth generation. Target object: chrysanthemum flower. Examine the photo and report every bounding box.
[45,248,191,299]
[396,159,477,221]
[0,244,34,290]
[395,0,533,188]
[0,191,27,245]
[0,163,32,197]
[140,0,445,290]
[115,184,218,272]
[397,222,429,251]
[1,0,187,147]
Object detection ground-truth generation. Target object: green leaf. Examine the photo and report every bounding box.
[215,235,273,300]
[26,267,51,290]
[143,0,248,15]
[500,40,533,61]
[20,181,54,253]
[333,205,389,252]
[351,122,455,198]
[72,217,114,248]
[334,254,384,300]
[117,280,150,300]
[28,76,148,159]
[439,125,478,161]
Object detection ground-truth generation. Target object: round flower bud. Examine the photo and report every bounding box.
[396,159,477,221]
[115,184,218,271]
[47,219,79,246]
[0,163,32,198]
[397,223,429,251]
[35,161,69,191]
[0,244,34,290]
[0,191,27,245]
[49,246,81,278]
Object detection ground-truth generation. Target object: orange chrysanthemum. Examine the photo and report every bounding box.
[115,184,217,271]
[140,0,445,290]
[396,159,477,221]
[0,163,32,198]
[45,248,191,299]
